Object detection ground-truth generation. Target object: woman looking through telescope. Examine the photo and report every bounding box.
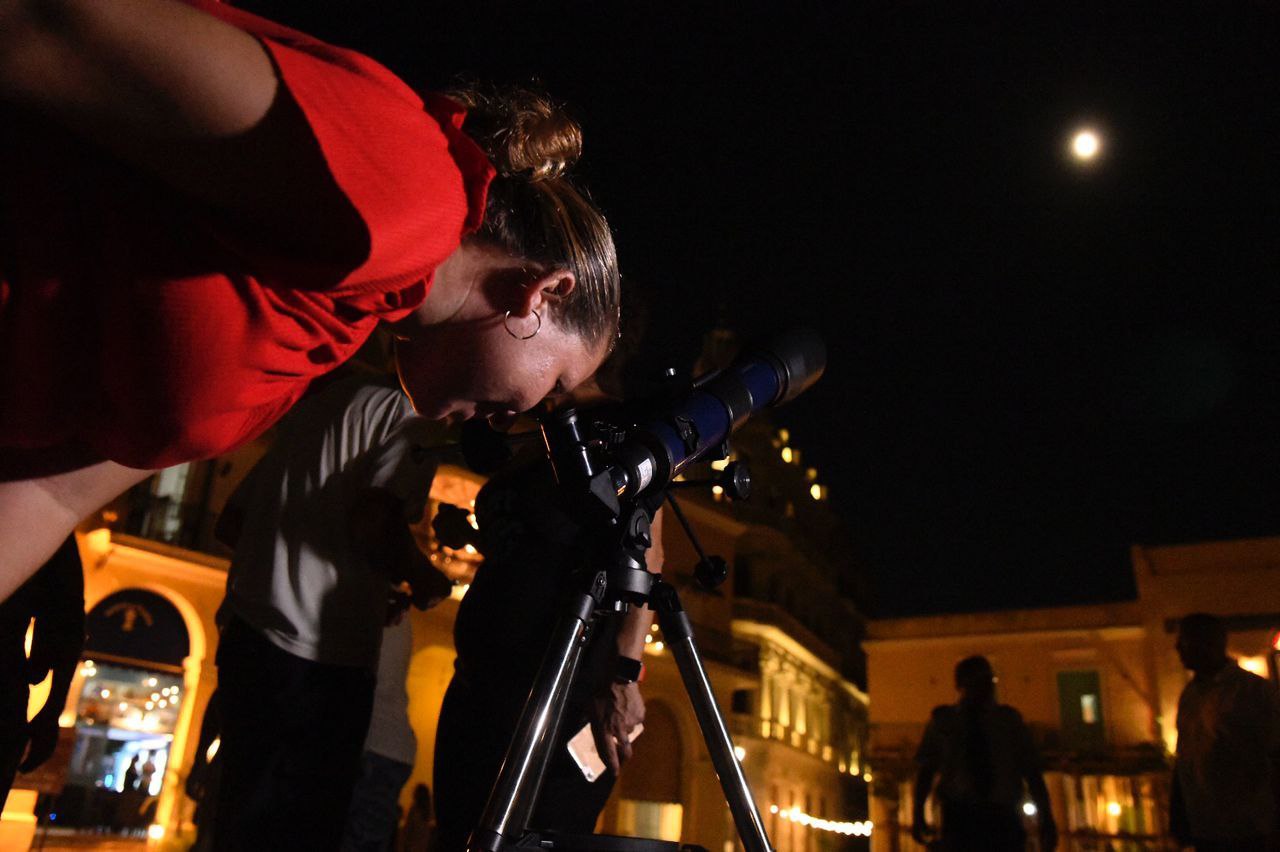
[0,0,620,601]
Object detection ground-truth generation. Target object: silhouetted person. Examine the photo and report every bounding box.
[138,751,157,794]
[1170,613,1280,852]
[398,783,435,852]
[913,655,1056,852]
[0,535,84,807]
[123,754,143,792]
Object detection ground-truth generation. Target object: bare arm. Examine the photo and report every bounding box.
[0,0,360,254]
[591,508,664,774]
[911,717,941,845]
[0,463,152,604]
[0,0,276,139]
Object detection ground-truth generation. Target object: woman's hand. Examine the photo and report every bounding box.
[590,681,645,775]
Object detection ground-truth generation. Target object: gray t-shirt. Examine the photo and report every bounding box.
[220,377,443,668]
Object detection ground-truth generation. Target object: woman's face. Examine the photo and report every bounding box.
[393,247,610,425]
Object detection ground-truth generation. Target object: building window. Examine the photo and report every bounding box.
[1057,670,1105,751]
[615,801,683,842]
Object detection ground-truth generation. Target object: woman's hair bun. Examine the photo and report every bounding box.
[449,84,583,182]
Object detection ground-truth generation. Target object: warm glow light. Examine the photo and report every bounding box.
[147,824,166,840]
[809,483,823,501]
[145,701,154,711]
[1106,801,1122,817]
[206,736,221,763]
[780,447,794,464]
[1239,655,1269,677]
[1071,128,1101,162]
[652,641,664,653]
[711,485,724,499]
[734,745,746,761]
[99,689,110,699]
[710,458,730,472]
[862,771,872,782]
[467,513,479,530]
[1023,802,1037,817]
[146,677,158,687]
[450,583,469,601]
[118,702,128,712]
[777,428,790,444]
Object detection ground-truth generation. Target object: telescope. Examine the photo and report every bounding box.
[542,327,826,514]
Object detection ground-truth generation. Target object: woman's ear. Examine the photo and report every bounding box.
[513,269,576,318]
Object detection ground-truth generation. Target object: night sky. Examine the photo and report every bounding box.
[248,1,1280,617]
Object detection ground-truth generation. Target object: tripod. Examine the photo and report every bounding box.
[466,494,773,852]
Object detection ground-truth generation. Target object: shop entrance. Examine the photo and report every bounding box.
[43,589,189,837]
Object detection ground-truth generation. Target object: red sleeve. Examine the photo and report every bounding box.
[191,1,494,305]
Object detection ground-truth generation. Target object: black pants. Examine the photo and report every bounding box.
[214,619,375,852]
[433,674,615,852]
[940,801,1026,852]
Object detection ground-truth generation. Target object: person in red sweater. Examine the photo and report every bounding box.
[0,0,621,601]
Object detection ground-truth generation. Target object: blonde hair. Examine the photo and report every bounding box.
[450,85,620,348]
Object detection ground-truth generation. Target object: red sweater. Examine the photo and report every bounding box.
[0,1,493,475]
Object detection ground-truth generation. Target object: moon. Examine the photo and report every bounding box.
[1071,128,1102,162]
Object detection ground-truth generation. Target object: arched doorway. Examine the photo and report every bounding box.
[615,700,685,841]
[50,589,190,835]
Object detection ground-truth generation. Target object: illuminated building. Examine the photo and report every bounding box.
[863,535,1280,852]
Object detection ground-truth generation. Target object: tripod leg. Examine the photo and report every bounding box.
[468,584,598,852]
[652,581,774,852]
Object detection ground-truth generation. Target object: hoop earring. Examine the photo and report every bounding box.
[504,309,541,340]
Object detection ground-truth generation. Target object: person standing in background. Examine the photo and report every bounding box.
[1171,613,1280,852]
[912,655,1056,852]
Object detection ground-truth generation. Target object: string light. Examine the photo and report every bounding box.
[768,805,872,837]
